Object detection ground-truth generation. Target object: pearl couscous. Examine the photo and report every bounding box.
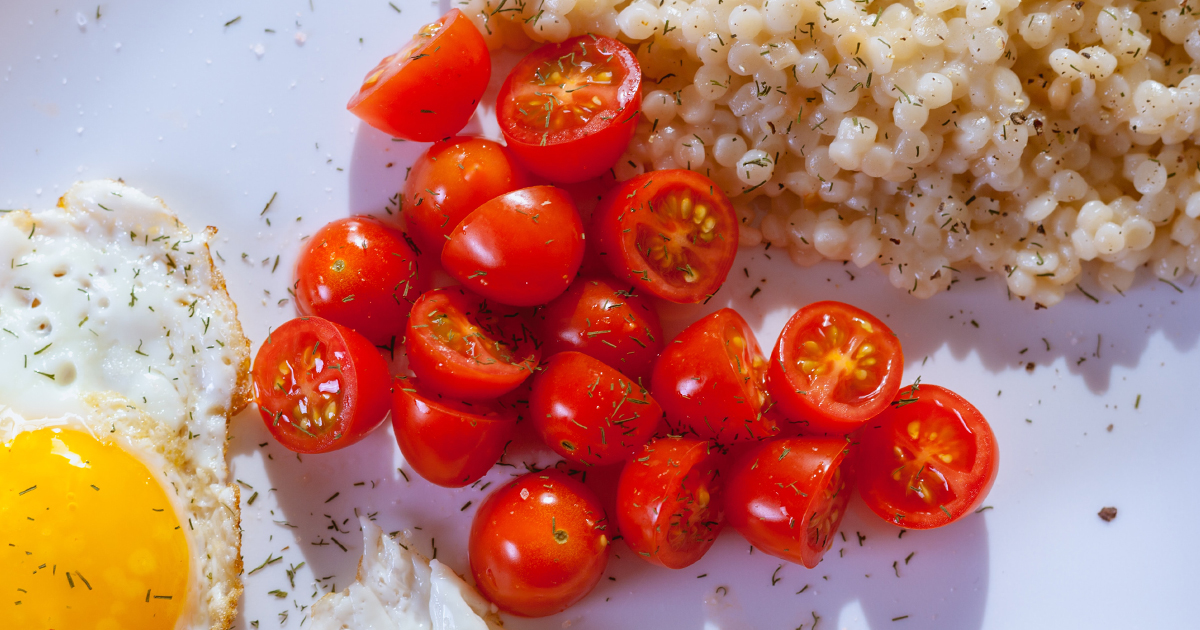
[461,0,1200,305]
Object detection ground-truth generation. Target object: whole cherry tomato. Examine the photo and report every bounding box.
[469,470,610,617]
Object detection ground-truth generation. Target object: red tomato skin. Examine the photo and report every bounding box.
[537,276,664,383]
[469,470,610,617]
[497,36,641,183]
[294,216,425,346]
[725,437,855,568]
[347,9,489,141]
[591,170,738,304]
[390,377,516,488]
[856,384,999,529]
[252,317,392,454]
[650,309,779,443]
[401,137,531,255]
[767,301,904,435]
[405,287,540,401]
[441,186,585,306]
[530,352,661,466]
[616,437,725,569]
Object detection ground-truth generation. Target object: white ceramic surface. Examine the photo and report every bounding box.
[3,1,1198,628]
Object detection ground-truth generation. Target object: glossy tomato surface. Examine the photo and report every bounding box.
[441,186,584,306]
[294,216,423,346]
[725,437,855,568]
[537,275,663,383]
[347,9,489,141]
[390,377,515,488]
[497,35,641,183]
[651,308,778,442]
[401,136,529,254]
[857,384,999,529]
[405,287,540,400]
[767,301,904,434]
[252,317,391,454]
[592,170,738,303]
[616,436,725,569]
[530,351,661,466]
[469,470,610,617]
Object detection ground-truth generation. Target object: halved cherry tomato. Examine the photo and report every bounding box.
[405,287,539,400]
[537,275,664,383]
[856,384,999,529]
[725,437,855,568]
[592,170,738,303]
[616,436,725,569]
[767,301,904,434]
[252,317,391,454]
[294,216,424,346]
[530,352,661,467]
[651,308,778,443]
[401,137,530,254]
[496,35,641,183]
[347,9,489,141]
[441,186,585,306]
[391,376,515,488]
[469,470,610,617]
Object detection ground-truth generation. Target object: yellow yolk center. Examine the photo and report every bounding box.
[0,428,188,630]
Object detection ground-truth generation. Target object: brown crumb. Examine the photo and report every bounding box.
[1025,362,1036,373]
[1106,424,1113,432]
[1098,507,1118,522]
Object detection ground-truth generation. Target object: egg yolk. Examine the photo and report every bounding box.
[0,428,189,629]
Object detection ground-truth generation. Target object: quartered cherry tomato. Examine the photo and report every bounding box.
[391,376,515,488]
[294,216,424,346]
[347,9,489,141]
[469,470,610,617]
[856,384,999,529]
[401,136,530,254]
[405,287,539,400]
[616,436,725,569]
[530,352,661,467]
[537,275,664,383]
[725,437,855,568]
[592,170,738,303]
[651,308,778,442]
[251,316,391,454]
[441,186,585,307]
[497,35,641,183]
[767,301,904,434]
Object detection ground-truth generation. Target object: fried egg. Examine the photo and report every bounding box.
[0,180,251,629]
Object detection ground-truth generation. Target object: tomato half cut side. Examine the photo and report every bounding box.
[497,35,641,183]
[767,301,904,434]
[593,170,738,303]
[347,9,489,141]
[725,437,855,568]
[405,287,540,400]
[252,317,391,454]
[616,436,725,569]
[856,384,999,529]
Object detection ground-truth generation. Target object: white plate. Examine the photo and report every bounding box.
[3,1,1199,628]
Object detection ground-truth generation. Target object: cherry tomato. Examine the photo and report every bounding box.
[530,352,661,467]
[405,287,539,400]
[251,317,391,454]
[651,308,778,443]
[390,376,515,488]
[592,170,738,303]
[469,470,610,617]
[401,137,530,254]
[496,35,641,183]
[725,437,855,568]
[347,9,489,141]
[856,384,999,529]
[767,301,904,435]
[537,275,664,383]
[616,436,725,569]
[441,186,585,306]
